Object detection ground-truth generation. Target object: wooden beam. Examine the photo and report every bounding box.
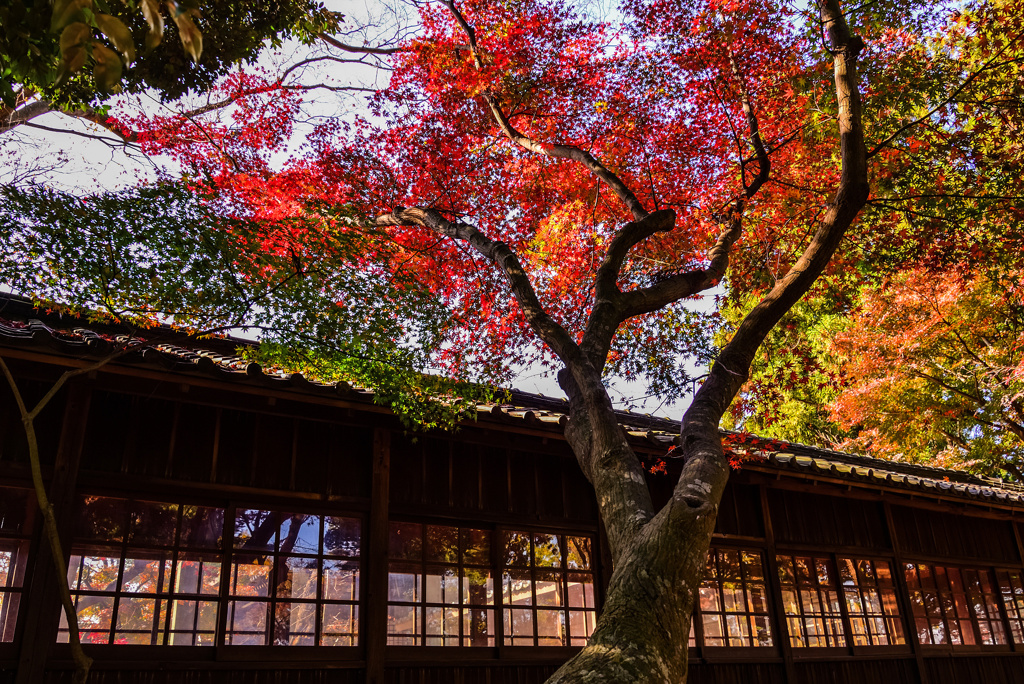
[15,381,91,684]
[759,485,797,684]
[365,427,391,684]
[884,501,930,684]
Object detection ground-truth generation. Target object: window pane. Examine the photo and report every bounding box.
[389,522,422,560]
[322,603,358,646]
[234,510,275,551]
[425,526,458,563]
[388,563,422,603]
[0,593,20,642]
[535,571,562,607]
[425,605,460,645]
[121,556,171,594]
[463,607,494,646]
[503,531,531,567]
[278,556,318,600]
[226,600,268,644]
[231,557,272,597]
[76,496,126,543]
[274,602,316,645]
[180,506,224,549]
[536,608,563,645]
[504,570,533,606]
[566,537,591,570]
[460,528,489,566]
[776,554,845,648]
[323,517,360,558]
[323,559,359,601]
[279,514,320,554]
[698,548,772,647]
[425,566,460,605]
[387,604,419,644]
[505,608,534,645]
[174,555,221,595]
[567,574,595,609]
[129,501,178,546]
[462,569,493,606]
[533,534,561,567]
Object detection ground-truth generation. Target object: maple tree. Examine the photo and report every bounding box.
[3,0,1022,681]
[831,266,1024,479]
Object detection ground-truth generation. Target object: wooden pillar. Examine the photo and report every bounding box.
[883,501,930,684]
[15,380,92,684]
[759,485,798,684]
[365,427,391,684]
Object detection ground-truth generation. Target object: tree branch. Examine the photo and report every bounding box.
[442,0,648,221]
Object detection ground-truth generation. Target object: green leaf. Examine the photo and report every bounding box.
[92,42,123,92]
[51,0,91,33]
[95,14,135,63]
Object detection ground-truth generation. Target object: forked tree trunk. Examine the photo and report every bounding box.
[546,1,868,680]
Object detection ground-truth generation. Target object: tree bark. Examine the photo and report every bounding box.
[545,1,868,681]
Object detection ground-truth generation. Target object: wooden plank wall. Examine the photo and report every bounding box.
[5,357,1024,683]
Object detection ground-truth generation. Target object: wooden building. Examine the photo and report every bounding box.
[3,296,1024,683]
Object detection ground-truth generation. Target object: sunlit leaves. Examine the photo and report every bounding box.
[0,182,492,428]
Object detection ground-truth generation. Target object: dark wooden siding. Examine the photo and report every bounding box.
[714,482,764,538]
[924,654,1024,683]
[767,489,890,550]
[891,505,1020,563]
[389,434,597,525]
[0,375,64,467]
[688,662,786,684]
[794,658,918,684]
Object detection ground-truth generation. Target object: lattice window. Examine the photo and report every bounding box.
[996,569,1024,644]
[60,497,361,646]
[777,554,845,647]
[0,486,33,642]
[61,496,224,645]
[838,557,905,646]
[698,547,772,647]
[502,531,596,646]
[387,522,495,646]
[904,563,1007,646]
[227,509,360,645]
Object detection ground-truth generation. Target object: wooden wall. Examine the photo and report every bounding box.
[4,354,1024,684]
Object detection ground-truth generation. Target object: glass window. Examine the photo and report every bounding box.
[838,558,905,646]
[996,569,1024,644]
[501,531,596,647]
[777,554,845,647]
[904,563,1007,646]
[227,511,360,646]
[0,487,34,642]
[61,498,223,645]
[387,523,495,646]
[59,497,361,647]
[698,547,772,647]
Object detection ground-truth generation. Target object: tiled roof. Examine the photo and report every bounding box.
[2,295,1023,508]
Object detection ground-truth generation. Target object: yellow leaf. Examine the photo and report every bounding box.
[59,22,90,60]
[172,11,203,62]
[141,0,164,49]
[95,14,135,63]
[92,42,124,92]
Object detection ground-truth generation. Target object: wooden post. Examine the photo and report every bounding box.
[759,485,798,684]
[15,381,91,684]
[883,501,930,684]
[365,427,391,684]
